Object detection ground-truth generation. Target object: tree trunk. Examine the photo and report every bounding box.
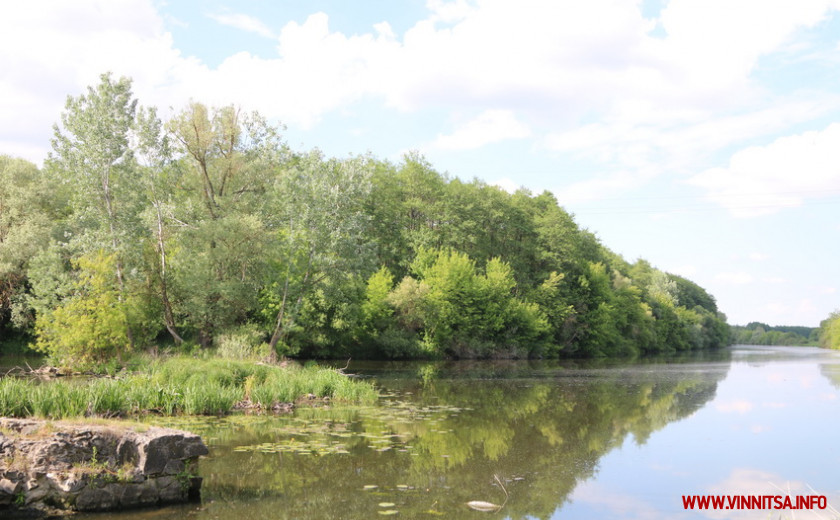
[102,168,135,351]
[155,202,183,344]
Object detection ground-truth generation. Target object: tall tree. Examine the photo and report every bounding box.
[261,152,373,355]
[45,72,142,350]
[135,106,183,344]
[166,102,286,346]
[0,156,65,338]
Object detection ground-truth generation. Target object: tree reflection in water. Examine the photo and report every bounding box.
[76,356,732,520]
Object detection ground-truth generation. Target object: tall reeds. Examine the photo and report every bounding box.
[0,357,377,419]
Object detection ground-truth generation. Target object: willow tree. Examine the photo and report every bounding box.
[167,102,286,346]
[261,152,374,355]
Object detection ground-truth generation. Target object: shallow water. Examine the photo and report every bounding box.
[65,346,840,519]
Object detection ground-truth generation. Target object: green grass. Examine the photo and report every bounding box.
[0,357,378,419]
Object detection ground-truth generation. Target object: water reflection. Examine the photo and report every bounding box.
[563,346,840,520]
[68,353,736,519]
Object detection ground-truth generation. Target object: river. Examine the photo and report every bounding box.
[64,345,840,519]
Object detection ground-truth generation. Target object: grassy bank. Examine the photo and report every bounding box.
[0,357,378,419]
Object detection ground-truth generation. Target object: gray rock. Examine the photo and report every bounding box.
[137,430,208,475]
[0,418,206,514]
[76,486,117,511]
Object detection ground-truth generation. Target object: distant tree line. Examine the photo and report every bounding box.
[0,74,731,366]
[730,322,818,346]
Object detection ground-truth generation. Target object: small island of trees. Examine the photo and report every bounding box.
[0,73,732,369]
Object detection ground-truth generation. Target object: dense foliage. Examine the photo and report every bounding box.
[0,74,730,365]
[819,311,840,350]
[731,322,817,346]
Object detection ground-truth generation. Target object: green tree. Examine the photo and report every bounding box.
[44,72,144,350]
[0,156,66,340]
[260,153,373,355]
[34,251,139,366]
[388,249,548,357]
[166,102,286,346]
[819,311,840,349]
[134,105,183,344]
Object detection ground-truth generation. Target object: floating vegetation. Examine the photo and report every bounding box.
[232,439,351,456]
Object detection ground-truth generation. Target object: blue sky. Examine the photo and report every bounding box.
[1,0,839,326]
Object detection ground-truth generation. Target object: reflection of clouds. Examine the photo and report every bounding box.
[801,375,816,389]
[704,469,804,520]
[819,393,836,401]
[749,424,769,434]
[767,372,786,383]
[761,401,787,409]
[702,468,836,520]
[569,481,678,520]
[648,462,691,478]
[715,400,754,414]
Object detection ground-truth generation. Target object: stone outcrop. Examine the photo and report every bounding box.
[0,418,208,517]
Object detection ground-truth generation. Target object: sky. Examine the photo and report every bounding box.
[1,0,839,327]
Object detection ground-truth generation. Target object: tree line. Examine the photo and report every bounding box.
[0,73,731,366]
[730,322,818,346]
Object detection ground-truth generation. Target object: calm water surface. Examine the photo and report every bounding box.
[72,346,840,519]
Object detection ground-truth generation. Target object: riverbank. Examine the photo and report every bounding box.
[0,357,378,419]
[0,417,207,517]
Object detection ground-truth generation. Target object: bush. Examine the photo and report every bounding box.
[215,324,270,360]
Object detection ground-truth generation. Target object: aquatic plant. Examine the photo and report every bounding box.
[0,357,378,419]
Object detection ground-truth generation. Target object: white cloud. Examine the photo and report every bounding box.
[553,171,649,205]
[0,0,198,163]
[492,177,520,194]
[207,11,276,38]
[659,0,838,94]
[688,123,840,217]
[430,110,530,150]
[762,277,787,284]
[2,0,840,173]
[543,95,840,181]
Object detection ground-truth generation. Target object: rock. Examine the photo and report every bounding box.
[0,478,20,495]
[0,418,207,516]
[52,474,85,494]
[75,486,117,511]
[136,430,207,475]
[155,475,185,503]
